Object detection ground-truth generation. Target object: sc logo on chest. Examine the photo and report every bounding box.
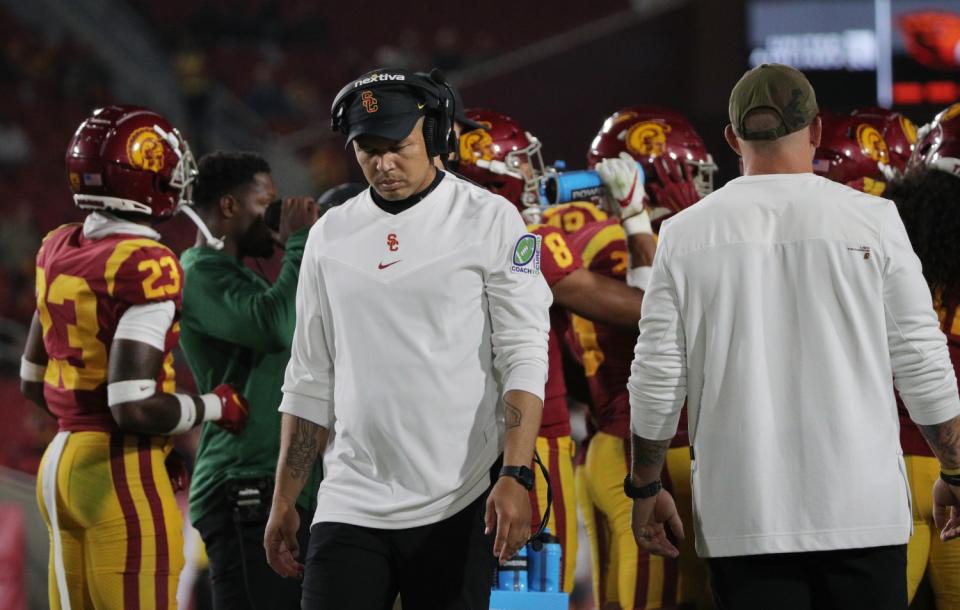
[387,233,399,252]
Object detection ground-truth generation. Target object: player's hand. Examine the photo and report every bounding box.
[484,475,532,564]
[933,478,960,541]
[265,498,304,578]
[596,152,647,219]
[278,196,319,244]
[164,449,190,492]
[211,383,249,435]
[631,488,684,558]
[596,152,654,237]
[648,155,700,221]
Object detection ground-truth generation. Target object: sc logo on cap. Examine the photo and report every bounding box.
[361,91,378,113]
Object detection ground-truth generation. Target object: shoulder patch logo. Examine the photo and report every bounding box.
[511,233,541,275]
[513,234,538,265]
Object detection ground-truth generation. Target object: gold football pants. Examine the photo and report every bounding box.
[905,454,960,609]
[578,432,710,609]
[530,435,578,593]
[37,431,183,609]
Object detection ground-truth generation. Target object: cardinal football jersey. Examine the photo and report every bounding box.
[565,218,688,445]
[527,223,582,437]
[35,223,182,431]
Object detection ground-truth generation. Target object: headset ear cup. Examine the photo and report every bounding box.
[435,115,451,157]
[330,83,359,134]
[422,115,438,158]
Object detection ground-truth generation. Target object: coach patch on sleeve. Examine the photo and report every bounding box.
[510,233,541,276]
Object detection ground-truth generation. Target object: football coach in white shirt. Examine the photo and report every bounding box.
[262,68,552,610]
[624,64,960,610]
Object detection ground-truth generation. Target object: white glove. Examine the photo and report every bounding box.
[595,152,653,236]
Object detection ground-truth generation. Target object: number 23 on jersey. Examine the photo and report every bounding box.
[36,248,180,392]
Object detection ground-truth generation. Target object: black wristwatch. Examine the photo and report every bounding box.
[941,471,960,487]
[499,465,535,491]
[624,475,662,499]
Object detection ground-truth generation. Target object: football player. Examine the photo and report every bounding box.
[458,108,656,593]
[588,107,717,230]
[20,105,249,610]
[813,107,917,195]
[573,106,715,610]
[878,103,960,609]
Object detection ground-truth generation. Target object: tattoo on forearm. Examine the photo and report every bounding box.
[631,436,670,471]
[286,417,321,481]
[919,416,960,469]
[505,398,523,430]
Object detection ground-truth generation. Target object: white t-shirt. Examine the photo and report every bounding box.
[629,173,960,557]
[280,173,552,529]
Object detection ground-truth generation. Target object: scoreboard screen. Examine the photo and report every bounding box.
[748,0,960,119]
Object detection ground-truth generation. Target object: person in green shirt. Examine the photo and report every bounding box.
[180,151,321,609]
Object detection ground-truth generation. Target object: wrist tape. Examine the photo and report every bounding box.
[169,394,223,435]
[201,393,222,421]
[169,394,197,434]
[622,210,653,237]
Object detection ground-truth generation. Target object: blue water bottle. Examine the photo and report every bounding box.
[540,161,645,205]
[527,540,544,592]
[527,529,563,592]
[496,545,528,592]
[542,534,562,593]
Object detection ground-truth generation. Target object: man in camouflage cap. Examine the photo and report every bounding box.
[727,62,819,141]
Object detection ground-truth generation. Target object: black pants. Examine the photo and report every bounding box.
[195,501,313,610]
[708,544,907,610]
[301,492,496,610]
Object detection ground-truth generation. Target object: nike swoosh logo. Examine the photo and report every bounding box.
[378,260,402,270]
[417,102,425,110]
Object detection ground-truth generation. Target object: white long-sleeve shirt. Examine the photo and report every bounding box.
[629,173,960,557]
[280,173,552,529]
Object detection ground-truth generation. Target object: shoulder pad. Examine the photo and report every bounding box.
[104,238,182,306]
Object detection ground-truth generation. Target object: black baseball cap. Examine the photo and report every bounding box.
[729,63,819,140]
[344,85,426,144]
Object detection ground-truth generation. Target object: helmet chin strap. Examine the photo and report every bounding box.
[178,204,225,250]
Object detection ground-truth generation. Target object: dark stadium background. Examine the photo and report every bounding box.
[0,0,956,608]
